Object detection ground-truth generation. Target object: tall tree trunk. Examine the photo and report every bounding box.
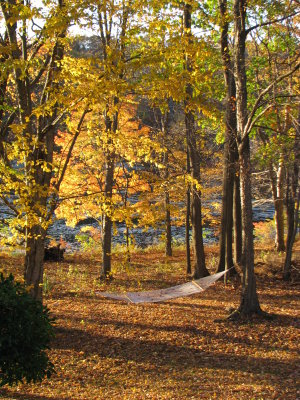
[1,0,67,301]
[233,0,261,315]
[283,184,299,280]
[283,116,300,279]
[269,160,285,251]
[217,0,237,275]
[100,103,118,279]
[165,190,172,256]
[162,113,172,257]
[186,149,192,274]
[184,3,209,279]
[233,167,242,265]
[101,157,115,279]
[238,139,261,313]
[24,228,46,300]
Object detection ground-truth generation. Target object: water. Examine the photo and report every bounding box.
[0,199,275,251]
[47,199,275,251]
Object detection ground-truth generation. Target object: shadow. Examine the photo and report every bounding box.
[52,326,297,379]
[0,389,67,400]
[259,291,300,301]
[53,310,298,352]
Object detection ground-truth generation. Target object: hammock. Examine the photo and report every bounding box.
[97,270,228,304]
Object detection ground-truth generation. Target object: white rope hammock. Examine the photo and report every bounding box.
[97,270,228,304]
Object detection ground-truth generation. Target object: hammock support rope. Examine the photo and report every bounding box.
[97,269,229,304]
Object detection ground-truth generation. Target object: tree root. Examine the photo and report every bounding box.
[227,308,274,322]
[214,308,275,323]
[99,273,114,281]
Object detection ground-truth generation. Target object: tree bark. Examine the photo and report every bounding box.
[283,115,300,279]
[24,228,46,300]
[184,3,209,279]
[1,0,67,301]
[238,139,261,313]
[186,149,192,274]
[233,168,242,265]
[100,103,118,279]
[217,0,237,275]
[165,191,172,256]
[233,0,261,315]
[162,113,172,257]
[269,160,285,251]
[101,156,115,279]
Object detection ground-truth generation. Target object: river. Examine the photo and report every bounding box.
[46,199,275,251]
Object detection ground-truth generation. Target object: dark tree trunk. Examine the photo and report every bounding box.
[125,224,131,263]
[217,0,237,275]
[165,191,172,256]
[233,152,242,265]
[101,157,114,279]
[24,228,46,300]
[1,0,67,301]
[185,108,209,278]
[269,161,285,252]
[184,3,209,279]
[284,186,299,280]
[162,113,172,257]
[283,119,300,279]
[100,103,118,279]
[238,139,261,313]
[233,0,261,315]
[186,149,192,274]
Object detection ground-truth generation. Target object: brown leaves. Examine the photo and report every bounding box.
[1,244,299,399]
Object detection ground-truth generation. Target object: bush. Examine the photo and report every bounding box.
[0,273,55,386]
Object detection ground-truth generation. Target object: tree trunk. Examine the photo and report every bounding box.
[184,3,209,279]
[283,120,300,279]
[165,191,172,256]
[233,154,242,265]
[269,160,285,251]
[162,114,172,257]
[125,224,131,264]
[283,187,299,280]
[24,229,46,300]
[186,111,209,278]
[217,0,237,275]
[233,0,261,315]
[238,139,261,313]
[186,149,192,274]
[101,159,114,279]
[100,104,118,280]
[218,135,235,273]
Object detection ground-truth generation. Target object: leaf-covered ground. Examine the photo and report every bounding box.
[0,243,299,400]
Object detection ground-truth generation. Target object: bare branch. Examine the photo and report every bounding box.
[246,11,299,35]
[54,108,90,192]
[243,61,300,139]
[30,54,51,87]
[39,96,84,138]
[47,108,90,216]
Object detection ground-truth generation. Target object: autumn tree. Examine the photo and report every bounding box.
[183,2,210,278]
[229,0,299,316]
[0,0,89,299]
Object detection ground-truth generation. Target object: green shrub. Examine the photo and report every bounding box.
[0,273,55,386]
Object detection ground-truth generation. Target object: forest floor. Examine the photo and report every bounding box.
[0,240,299,400]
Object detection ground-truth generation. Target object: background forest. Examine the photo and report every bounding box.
[0,0,299,398]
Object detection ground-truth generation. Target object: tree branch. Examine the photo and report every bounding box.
[246,11,299,35]
[243,61,300,139]
[47,108,90,216]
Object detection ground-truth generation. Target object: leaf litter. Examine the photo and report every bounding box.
[0,244,299,400]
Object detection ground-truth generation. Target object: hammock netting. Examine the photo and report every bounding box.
[97,270,228,304]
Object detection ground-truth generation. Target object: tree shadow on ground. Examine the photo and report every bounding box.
[52,325,297,380]
[53,311,299,352]
[0,389,67,400]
